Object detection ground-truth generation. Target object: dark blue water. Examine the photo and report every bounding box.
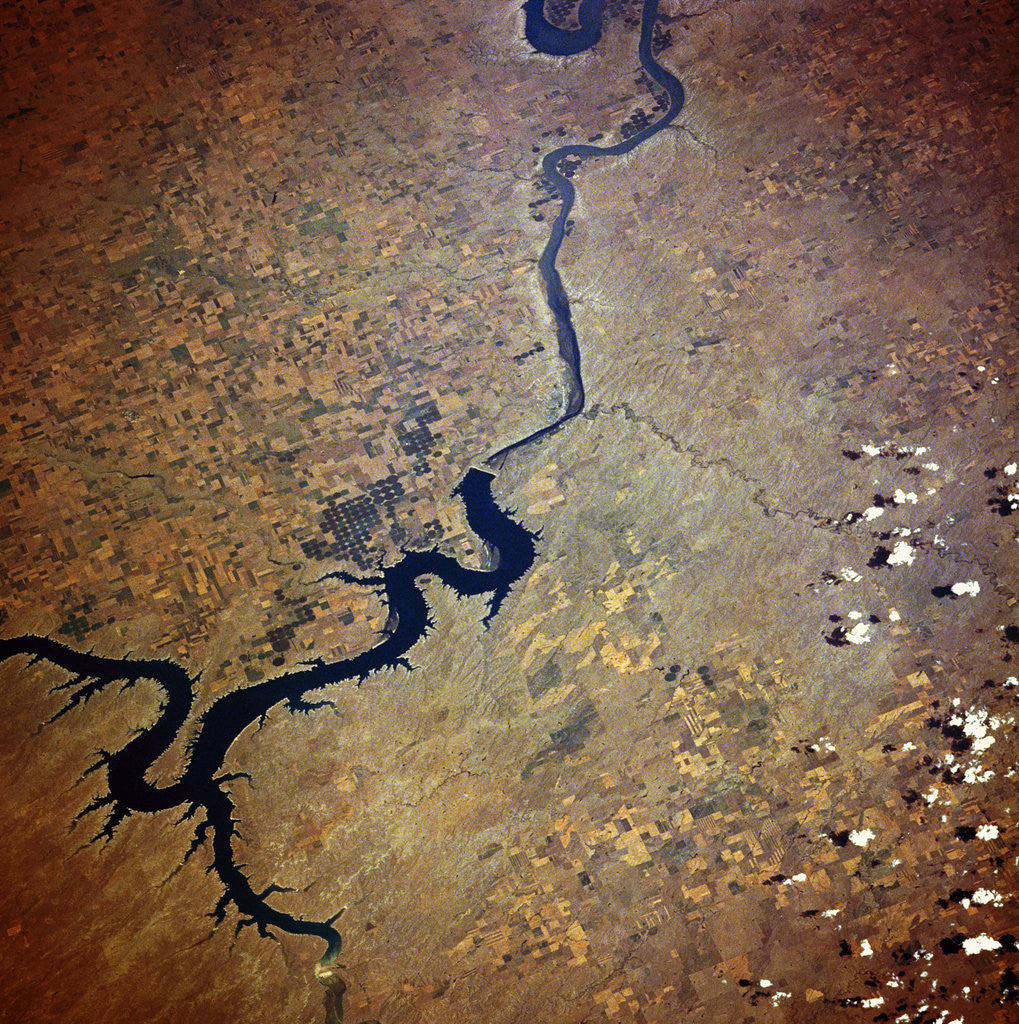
[488,0,684,467]
[523,0,606,54]
[0,469,534,957]
[0,0,686,969]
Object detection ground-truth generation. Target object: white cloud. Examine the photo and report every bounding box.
[847,622,872,644]
[849,828,875,847]
[888,540,915,566]
[968,889,1003,907]
[962,934,1001,955]
[951,581,980,596]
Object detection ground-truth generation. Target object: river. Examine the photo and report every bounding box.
[0,0,686,968]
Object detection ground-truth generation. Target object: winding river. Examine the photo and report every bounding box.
[0,0,685,972]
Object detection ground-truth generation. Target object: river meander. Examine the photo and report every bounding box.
[0,0,686,967]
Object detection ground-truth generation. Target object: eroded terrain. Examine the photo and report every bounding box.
[1,1,1017,1022]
